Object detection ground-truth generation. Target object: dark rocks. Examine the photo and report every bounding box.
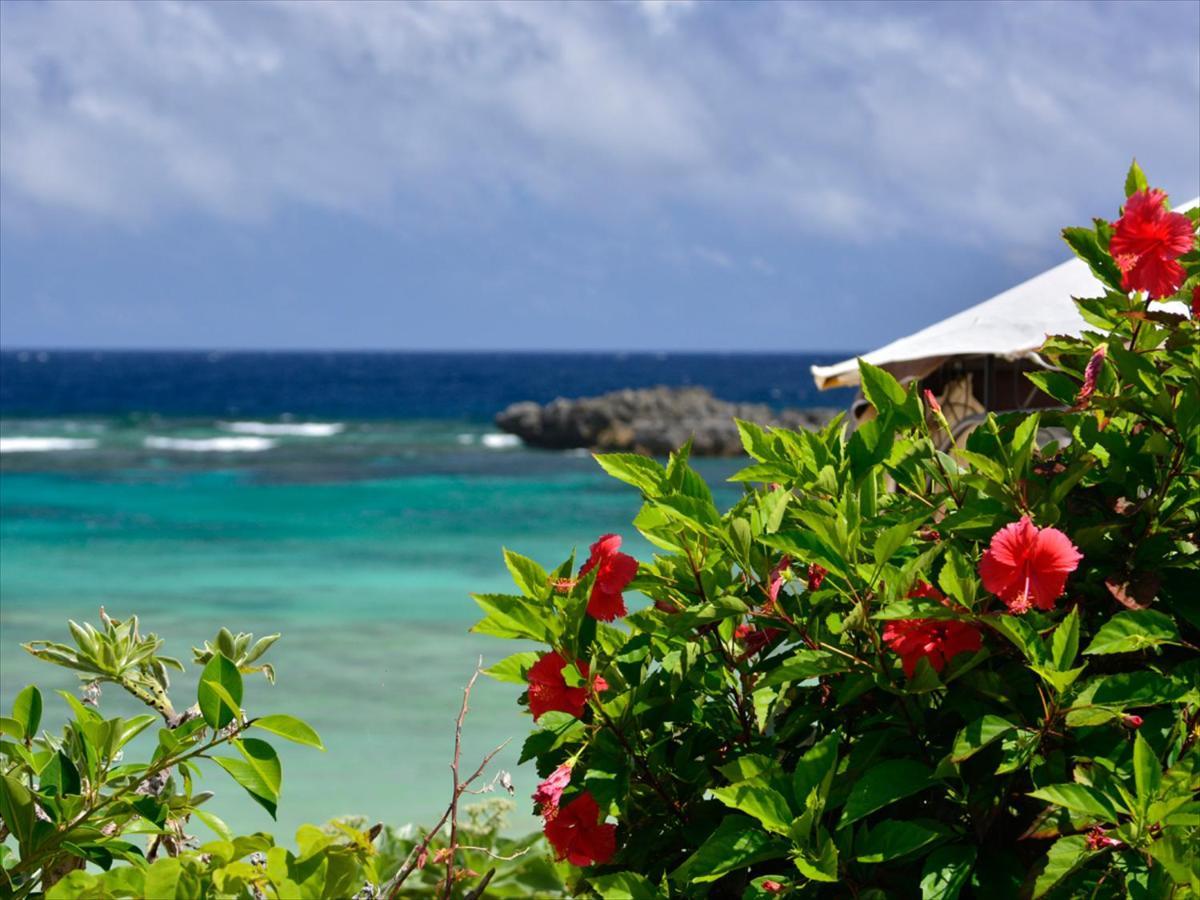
[494,386,840,456]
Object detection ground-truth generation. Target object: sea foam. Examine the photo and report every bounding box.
[481,433,521,449]
[0,437,99,453]
[144,436,275,452]
[219,421,344,437]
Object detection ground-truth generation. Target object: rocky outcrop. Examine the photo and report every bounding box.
[495,386,839,456]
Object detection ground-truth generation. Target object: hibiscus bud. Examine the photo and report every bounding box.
[1086,826,1121,851]
[1122,714,1144,729]
[551,578,577,593]
[761,881,786,894]
[923,389,942,415]
[532,763,574,818]
[807,563,828,592]
[917,527,941,542]
[1072,344,1108,410]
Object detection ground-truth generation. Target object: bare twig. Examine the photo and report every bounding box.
[464,868,496,900]
[383,660,509,900]
[442,659,484,900]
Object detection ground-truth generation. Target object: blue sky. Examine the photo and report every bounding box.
[1,0,1197,352]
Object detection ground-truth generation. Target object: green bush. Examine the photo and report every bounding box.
[1,615,564,898]
[474,163,1200,897]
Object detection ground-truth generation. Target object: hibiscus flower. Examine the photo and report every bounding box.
[579,533,638,621]
[527,652,607,721]
[734,623,782,660]
[979,516,1083,613]
[1110,188,1195,300]
[543,791,617,866]
[883,617,983,678]
[532,763,573,818]
[881,581,982,677]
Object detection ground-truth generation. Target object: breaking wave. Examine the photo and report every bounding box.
[143,436,275,453]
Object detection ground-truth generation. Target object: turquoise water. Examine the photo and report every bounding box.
[0,420,743,839]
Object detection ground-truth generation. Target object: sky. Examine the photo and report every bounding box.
[1,0,1197,352]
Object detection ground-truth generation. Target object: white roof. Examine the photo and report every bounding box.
[812,197,1199,391]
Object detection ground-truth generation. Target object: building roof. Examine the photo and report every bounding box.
[811,197,1199,391]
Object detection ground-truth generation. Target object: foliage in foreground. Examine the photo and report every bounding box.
[1,615,564,898]
[475,164,1200,898]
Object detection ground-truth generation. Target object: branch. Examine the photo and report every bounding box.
[383,660,510,900]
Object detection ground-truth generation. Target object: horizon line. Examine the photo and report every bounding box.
[1,346,864,357]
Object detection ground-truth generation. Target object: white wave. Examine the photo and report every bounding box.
[144,436,275,453]
[0,437,99,453]
[481,433,521,449]
[219,421,344,437]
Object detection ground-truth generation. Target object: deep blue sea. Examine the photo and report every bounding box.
[0,350,853,839]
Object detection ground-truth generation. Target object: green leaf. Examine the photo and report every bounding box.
[1027,784,1124,820]
[839,760,934,829]
[792,733,840,814]
[40,750,82,796]
[920,844,975,900]
[1062,226,1123,292]
[502,548,551,600]
[671,815,788,884]
[192,807,233,842]
[987,615,1047,665]
[142,857,202,900]
[1125,159,1148,197]
[711,781,795,835]
[793,828,840,882]
[12,685,42,740]
[949,715,1017,763]
[760,651,849,688]
[855,819,945,863]
[0,773,36,850]
[212,741,280,819]
[586,871,663,900]
[858,359,907,413]
[470,594,554,643]
[1050,607,1081,672]
[1082,611,1181,655]
[235,738,281,795]
[1132,732,1161,808]
[1029,834,1089,899]
[0,716,24,738]
[872,517,923,570]
[197,653,244,730]
[482,652,542,684]
[250,715,324,750]
[593,453,666,496]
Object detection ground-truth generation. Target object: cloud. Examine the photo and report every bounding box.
[1,0,1197,247]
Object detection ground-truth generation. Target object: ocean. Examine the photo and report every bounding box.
[0,350,854,840]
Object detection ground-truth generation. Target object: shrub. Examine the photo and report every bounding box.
[0,615,564,898]
[475,164,1200,898]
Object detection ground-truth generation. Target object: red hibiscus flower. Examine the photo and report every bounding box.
[883,616,982,678]
[979,516,1083,613]
[579,533,638,622]
[734,623,782,660]
[1110,188,1195,300]
[907,580,946,603]
[882,581,982,677]
[532,763,573,818]
[543,791,617,867]
[1073,344,1108,410]
[807,563,828,592]
[527,652,607,721]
